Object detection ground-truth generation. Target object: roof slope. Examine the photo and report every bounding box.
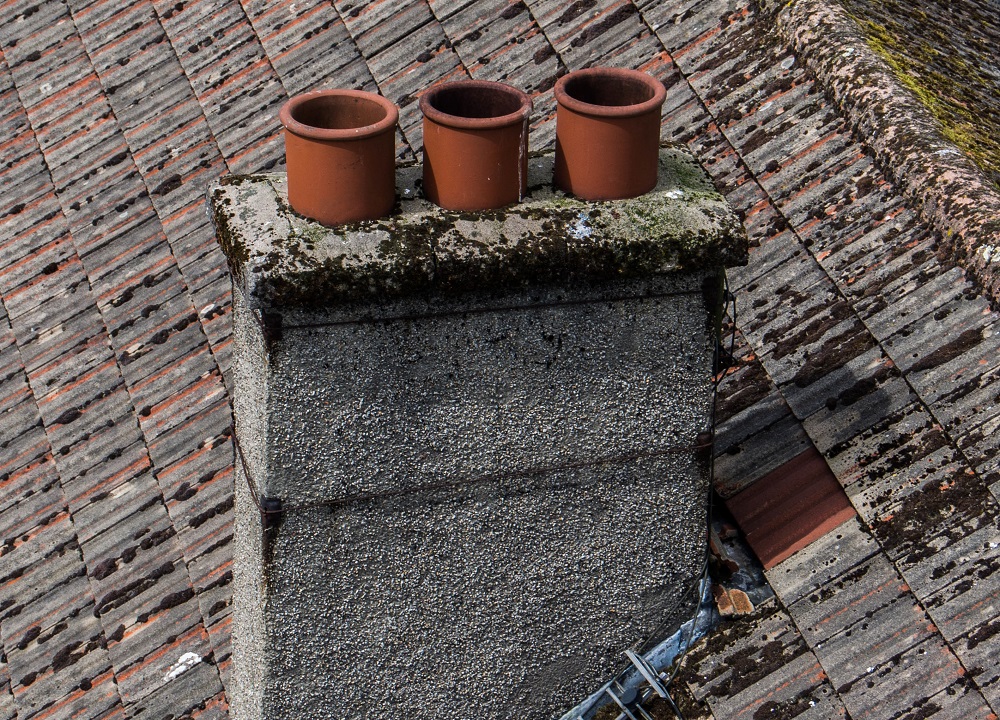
[0,0,997,718]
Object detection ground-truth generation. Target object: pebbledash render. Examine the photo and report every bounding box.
[209,149,747,720]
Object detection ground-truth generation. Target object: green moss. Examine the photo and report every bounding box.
[842,1,1000,189]
[210,188,249,269]
[209,151,747,309]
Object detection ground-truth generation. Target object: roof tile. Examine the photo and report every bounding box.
[685,601,838,717]
[2,0,1000,717]
[714,411,813,498]
[0,516,90,639]
[127,662,227,719]
[836,636,967,720]
[726,446,855,569]
[765,518,879,605]
[146,401,231,472]
[0,429,53,491]
[786,551,907,642]
[152,0,285,173]
[802,377,918,455]
[812,586,935,689]
[442,0,538,60]
[60,440,152,517]
[11,274,82,350]
[115,321,212,395]
[242,0,375,96]
[913,679,998,720]
[779,345,894,421]
[108,615,217,705]
[139,374,227,448]
[923,540,1000,643]
[0,455,62,541]
[5,611,118,720]
[73,470,170,552]
[638,0,728,55]
[957,420,1000,488]
[955,631,1000,711]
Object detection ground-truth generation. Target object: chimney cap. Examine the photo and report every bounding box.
[210,148,748,311]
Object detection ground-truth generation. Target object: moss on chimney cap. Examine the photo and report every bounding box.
[210,148,748,309]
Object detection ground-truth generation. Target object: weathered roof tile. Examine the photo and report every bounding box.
[765,518,880,605]
[802,378,918,455]
[108,614,217,705]
[836,636,967,720]
[127,663,227,719]
[0,516,89,639]
[60,439,152,518]
[146,401,232,473]
[685,601,838,717]
[811,584,935,689]
[243,0,375,96]
[5,607,117,720]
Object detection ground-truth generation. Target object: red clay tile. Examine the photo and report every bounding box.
[726,445,855,569]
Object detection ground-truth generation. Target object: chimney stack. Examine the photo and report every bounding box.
[210,149,746,720]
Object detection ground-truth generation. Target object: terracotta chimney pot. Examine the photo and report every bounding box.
[280,89,398,226]
[554,67,666,201]
[420,80,532,211]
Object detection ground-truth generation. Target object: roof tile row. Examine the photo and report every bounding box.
[661,0,1000,716]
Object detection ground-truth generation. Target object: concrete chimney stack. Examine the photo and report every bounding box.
[210,149,746,720]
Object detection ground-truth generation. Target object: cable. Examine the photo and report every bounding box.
[231,425,714,517]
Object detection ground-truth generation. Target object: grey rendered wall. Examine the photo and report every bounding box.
[231,274,716,720]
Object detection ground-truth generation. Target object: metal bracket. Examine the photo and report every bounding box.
[260,496,284,571]
[605,685,640,720]
[625,650,669,698]
[624,649,683,719]
[261,496,284,530]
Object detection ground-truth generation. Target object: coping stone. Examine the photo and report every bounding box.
[209,147,748,312]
